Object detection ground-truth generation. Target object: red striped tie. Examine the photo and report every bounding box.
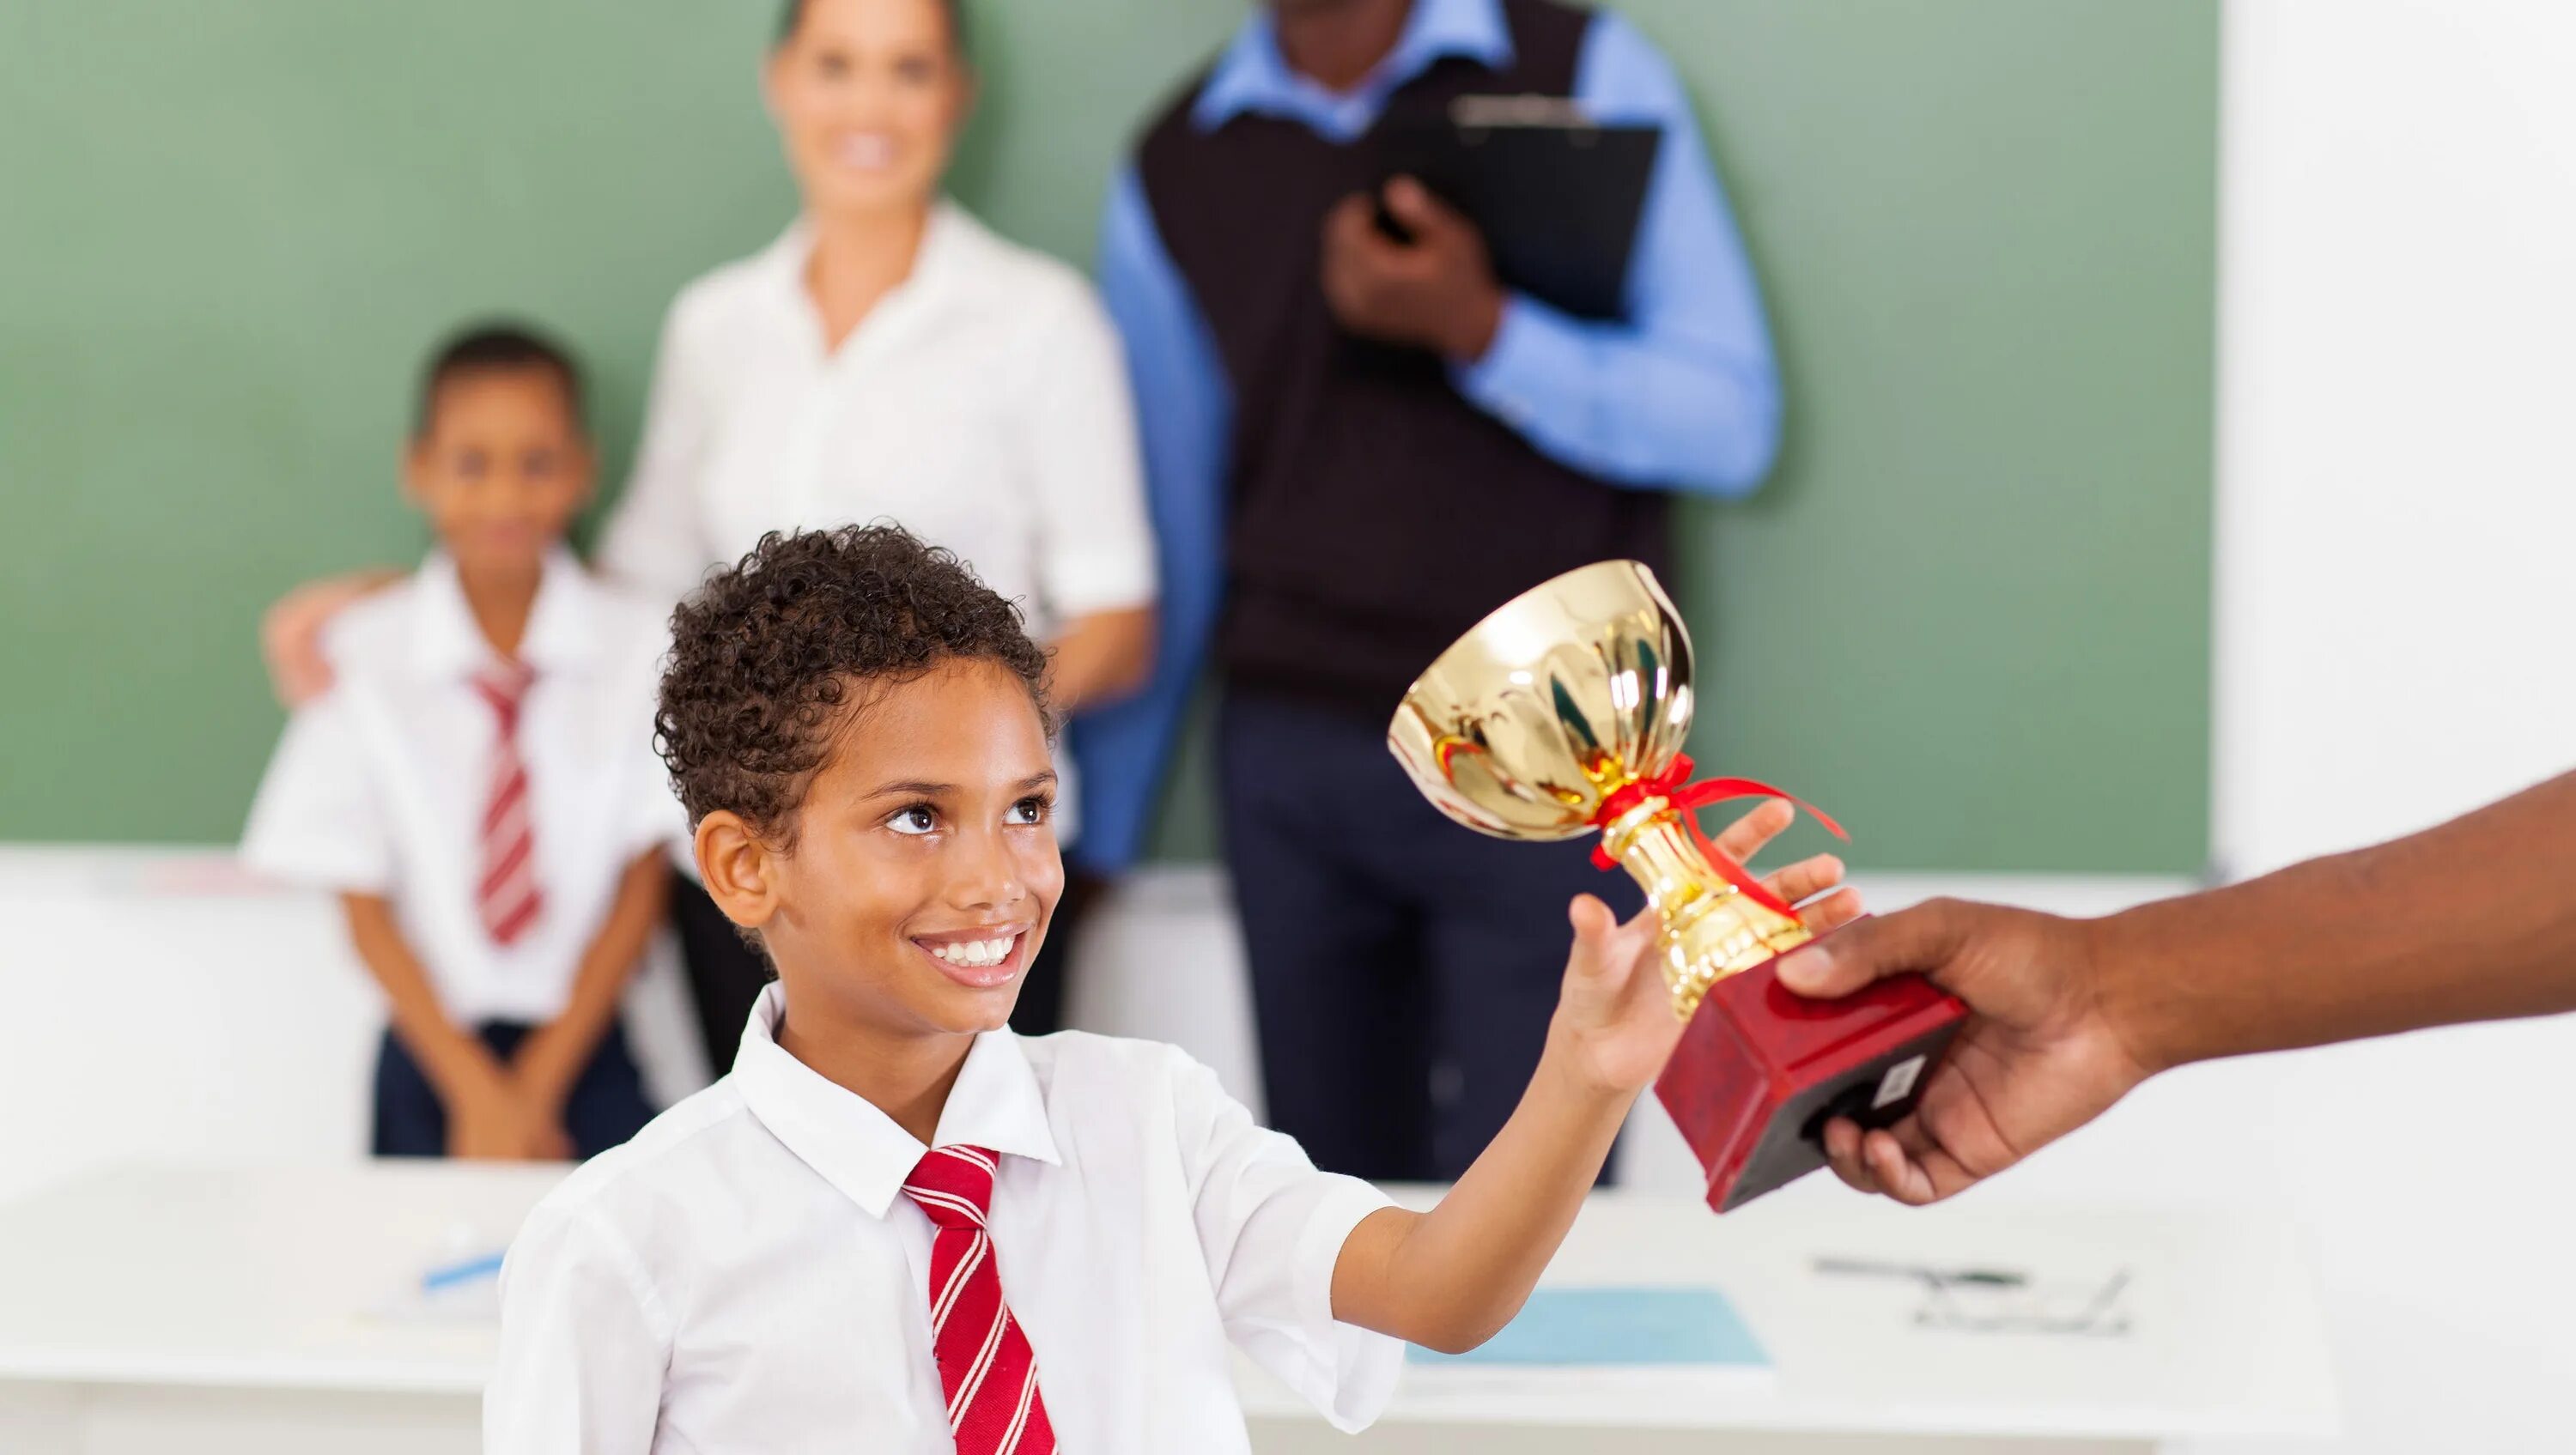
[901,1146,1054,1455]
[471,662,544,946]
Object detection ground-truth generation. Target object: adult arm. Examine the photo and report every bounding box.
[1783,769,2576,1203]
[1019,276,1162,714]
[1064,166,1236,873]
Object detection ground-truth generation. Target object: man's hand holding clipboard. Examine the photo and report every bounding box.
[1321,94,1664,356]
[1320,175,1512,361]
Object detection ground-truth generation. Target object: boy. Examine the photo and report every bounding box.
[486,525,1853,1452]
[241,324,680,1162]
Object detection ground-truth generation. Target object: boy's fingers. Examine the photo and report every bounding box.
[1797,885,1866,936]
[1564,894,1619,979]
[1708,797,1795,865]
[1761,852,1844,907]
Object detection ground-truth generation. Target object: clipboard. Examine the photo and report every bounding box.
[1378,95,1662,321]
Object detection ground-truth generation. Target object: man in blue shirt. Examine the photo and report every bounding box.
[1072,0,1781,1181]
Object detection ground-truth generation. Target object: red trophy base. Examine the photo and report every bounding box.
[1653,922,1968,1213]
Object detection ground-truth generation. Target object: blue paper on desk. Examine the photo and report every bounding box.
[1407,1286,1770,1367]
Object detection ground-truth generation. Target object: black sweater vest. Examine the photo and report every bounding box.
[1136,0,1670,719]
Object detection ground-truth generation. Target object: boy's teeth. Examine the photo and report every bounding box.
[933,936,1013,968]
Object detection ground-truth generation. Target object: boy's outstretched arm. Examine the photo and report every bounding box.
[1327,801,1857,1353]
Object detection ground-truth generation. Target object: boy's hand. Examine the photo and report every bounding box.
[447,1070,569,1161]
[1330,802,1863,1355]
[1547,799,1862,1095]
[507,1037,585,1163]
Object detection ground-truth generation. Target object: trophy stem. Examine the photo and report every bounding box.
[1601,800,1814,1017]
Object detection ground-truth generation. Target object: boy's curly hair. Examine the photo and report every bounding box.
[655,524,1053,846]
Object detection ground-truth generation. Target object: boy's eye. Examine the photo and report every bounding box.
[522,448,557,478]
[894,54,939,85]
[1007,796,1050,827]
[814,51,850,80]
[886,804,939,837]
[455,448,489,478]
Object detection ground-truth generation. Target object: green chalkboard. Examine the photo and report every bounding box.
[0,1,2214,871]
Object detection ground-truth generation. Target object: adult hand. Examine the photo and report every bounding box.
[1320,176,1507,361]
[1777,900,2160,1205]
[259,568,402,709]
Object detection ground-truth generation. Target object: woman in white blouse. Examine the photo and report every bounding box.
[263,0,1157,1070]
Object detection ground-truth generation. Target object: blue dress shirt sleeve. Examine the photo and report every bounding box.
[1065,166,1236,875]
[1450,10,1783,497]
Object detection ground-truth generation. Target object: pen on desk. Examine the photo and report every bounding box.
[1812,1256,2028,1288]
[422,1250,508,1294]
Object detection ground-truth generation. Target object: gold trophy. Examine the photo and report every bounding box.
[1388,561,1966,1211]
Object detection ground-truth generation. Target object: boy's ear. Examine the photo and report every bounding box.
[696,810,784,932]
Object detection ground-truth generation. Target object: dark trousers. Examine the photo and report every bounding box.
[668,861,1101,1078]
[372,1020,655,1161]
[1219,691,1643,1183]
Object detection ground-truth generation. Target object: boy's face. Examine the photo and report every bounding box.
[744,658,1063,1041]
[405,367,592,576]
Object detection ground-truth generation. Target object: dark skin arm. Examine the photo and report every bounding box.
[1780,769,2576,1204]
[512,847,670,1145]
[341,892,558,1160]
[1045,605,1157,714]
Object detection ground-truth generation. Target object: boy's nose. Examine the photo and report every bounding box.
[947,831,1028,911]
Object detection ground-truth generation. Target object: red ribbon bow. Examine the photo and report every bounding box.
[1586,754,1846,922]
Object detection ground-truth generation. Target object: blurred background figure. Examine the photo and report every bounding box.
[1083,0,1780,1183]
[257,0,1158,1073]
[240,324,676,1162]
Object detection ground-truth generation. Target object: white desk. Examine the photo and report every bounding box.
[0,1163,2334,1454]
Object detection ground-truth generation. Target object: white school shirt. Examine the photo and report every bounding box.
[596,201,1160,844]
[485,985,1403,1453]
[239,549,683,1024]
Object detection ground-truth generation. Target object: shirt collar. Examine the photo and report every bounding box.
[732,982,1062,1220]
[758,198,979,326]
[1193,0,1514,137]
[408,546,599,681]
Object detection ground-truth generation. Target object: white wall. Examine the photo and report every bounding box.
[2210,3,2576,1452]
[2216,0,2576,875]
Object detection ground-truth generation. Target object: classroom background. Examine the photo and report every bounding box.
[3,1,2573,1452]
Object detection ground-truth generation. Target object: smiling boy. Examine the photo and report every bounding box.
[485,524,1850,1453]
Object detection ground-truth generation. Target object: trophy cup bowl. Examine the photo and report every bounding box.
[1388,561,1968,1212]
